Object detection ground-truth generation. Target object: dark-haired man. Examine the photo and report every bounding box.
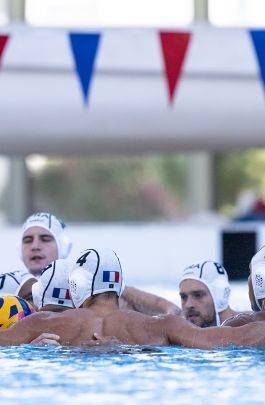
[0,248,264,349]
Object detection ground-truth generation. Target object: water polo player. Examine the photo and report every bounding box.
[223,246,265,327]
[20,212,72,277]
[32,259,74,312]
[0,270,37,302]
[179,261,238,327]
[0,248,263,349]
[121,260,237,327]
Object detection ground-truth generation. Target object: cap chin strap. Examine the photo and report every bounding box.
[254,293,262,312]
[215,308,221,327]
[254,299,262,311]
[199,281,221,327]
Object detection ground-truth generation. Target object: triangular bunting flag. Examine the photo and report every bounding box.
[0,35,9,67]
[250,30,265,92]
[159,31,191,104]
[69,33,101,104]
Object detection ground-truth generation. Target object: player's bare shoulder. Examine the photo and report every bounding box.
[17,309,57,328]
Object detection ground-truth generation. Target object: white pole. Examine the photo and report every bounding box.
[6,0,29,224]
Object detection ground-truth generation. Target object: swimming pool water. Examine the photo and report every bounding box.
[0,345,265,404]
[0,282,263,404]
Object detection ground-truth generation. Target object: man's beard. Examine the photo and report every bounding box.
[185,309,216,328]
[200,318,216,328]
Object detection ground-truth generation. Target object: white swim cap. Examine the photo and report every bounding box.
[69,248,124,308]
[21,212,72,259]
[179,261,231,326]
[250,245,265,267]
[250,246,265,311]
[0,269,37,296]
[32,260,74,309]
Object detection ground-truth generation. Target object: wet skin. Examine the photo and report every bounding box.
[1,295,265,349]
[223,275,265,327]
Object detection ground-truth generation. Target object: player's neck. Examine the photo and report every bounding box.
[39,305,70,312]
[84,294,119,314]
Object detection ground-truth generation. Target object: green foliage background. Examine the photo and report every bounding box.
[6,149,265,222]
[216,150,265,214]
[31,154,187,221]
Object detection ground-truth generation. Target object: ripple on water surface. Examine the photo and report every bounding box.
[0,345,264,404]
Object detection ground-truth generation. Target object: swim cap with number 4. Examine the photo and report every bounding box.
[69,248,124,308]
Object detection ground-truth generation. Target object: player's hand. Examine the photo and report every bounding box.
[221,313,254,327]
[30,333,61,346]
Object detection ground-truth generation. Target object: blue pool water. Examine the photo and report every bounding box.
[0,282,263,404]
[0,345,265,404]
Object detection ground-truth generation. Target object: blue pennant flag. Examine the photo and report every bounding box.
[250,30,265,92]
[69,33,101,104]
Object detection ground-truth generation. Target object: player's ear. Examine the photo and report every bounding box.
[18,278,37,301]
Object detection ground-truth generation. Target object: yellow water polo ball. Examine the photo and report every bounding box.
[0,295,35,330]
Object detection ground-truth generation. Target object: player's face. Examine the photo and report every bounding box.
[22,227,58,275]
[179,279,216,327]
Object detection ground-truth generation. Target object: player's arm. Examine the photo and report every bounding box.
[194,322,265,348]
[164,315,265,348]
[221,312,256,327]
[0,312,51,345]
[120,286,180,315]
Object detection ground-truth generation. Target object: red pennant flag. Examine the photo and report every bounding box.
[159,31,191,104]
[0,35,9,67]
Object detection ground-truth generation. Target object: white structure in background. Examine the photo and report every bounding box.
[0,0,264,223]
[0,24,264,154]
[2,222,265,285]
